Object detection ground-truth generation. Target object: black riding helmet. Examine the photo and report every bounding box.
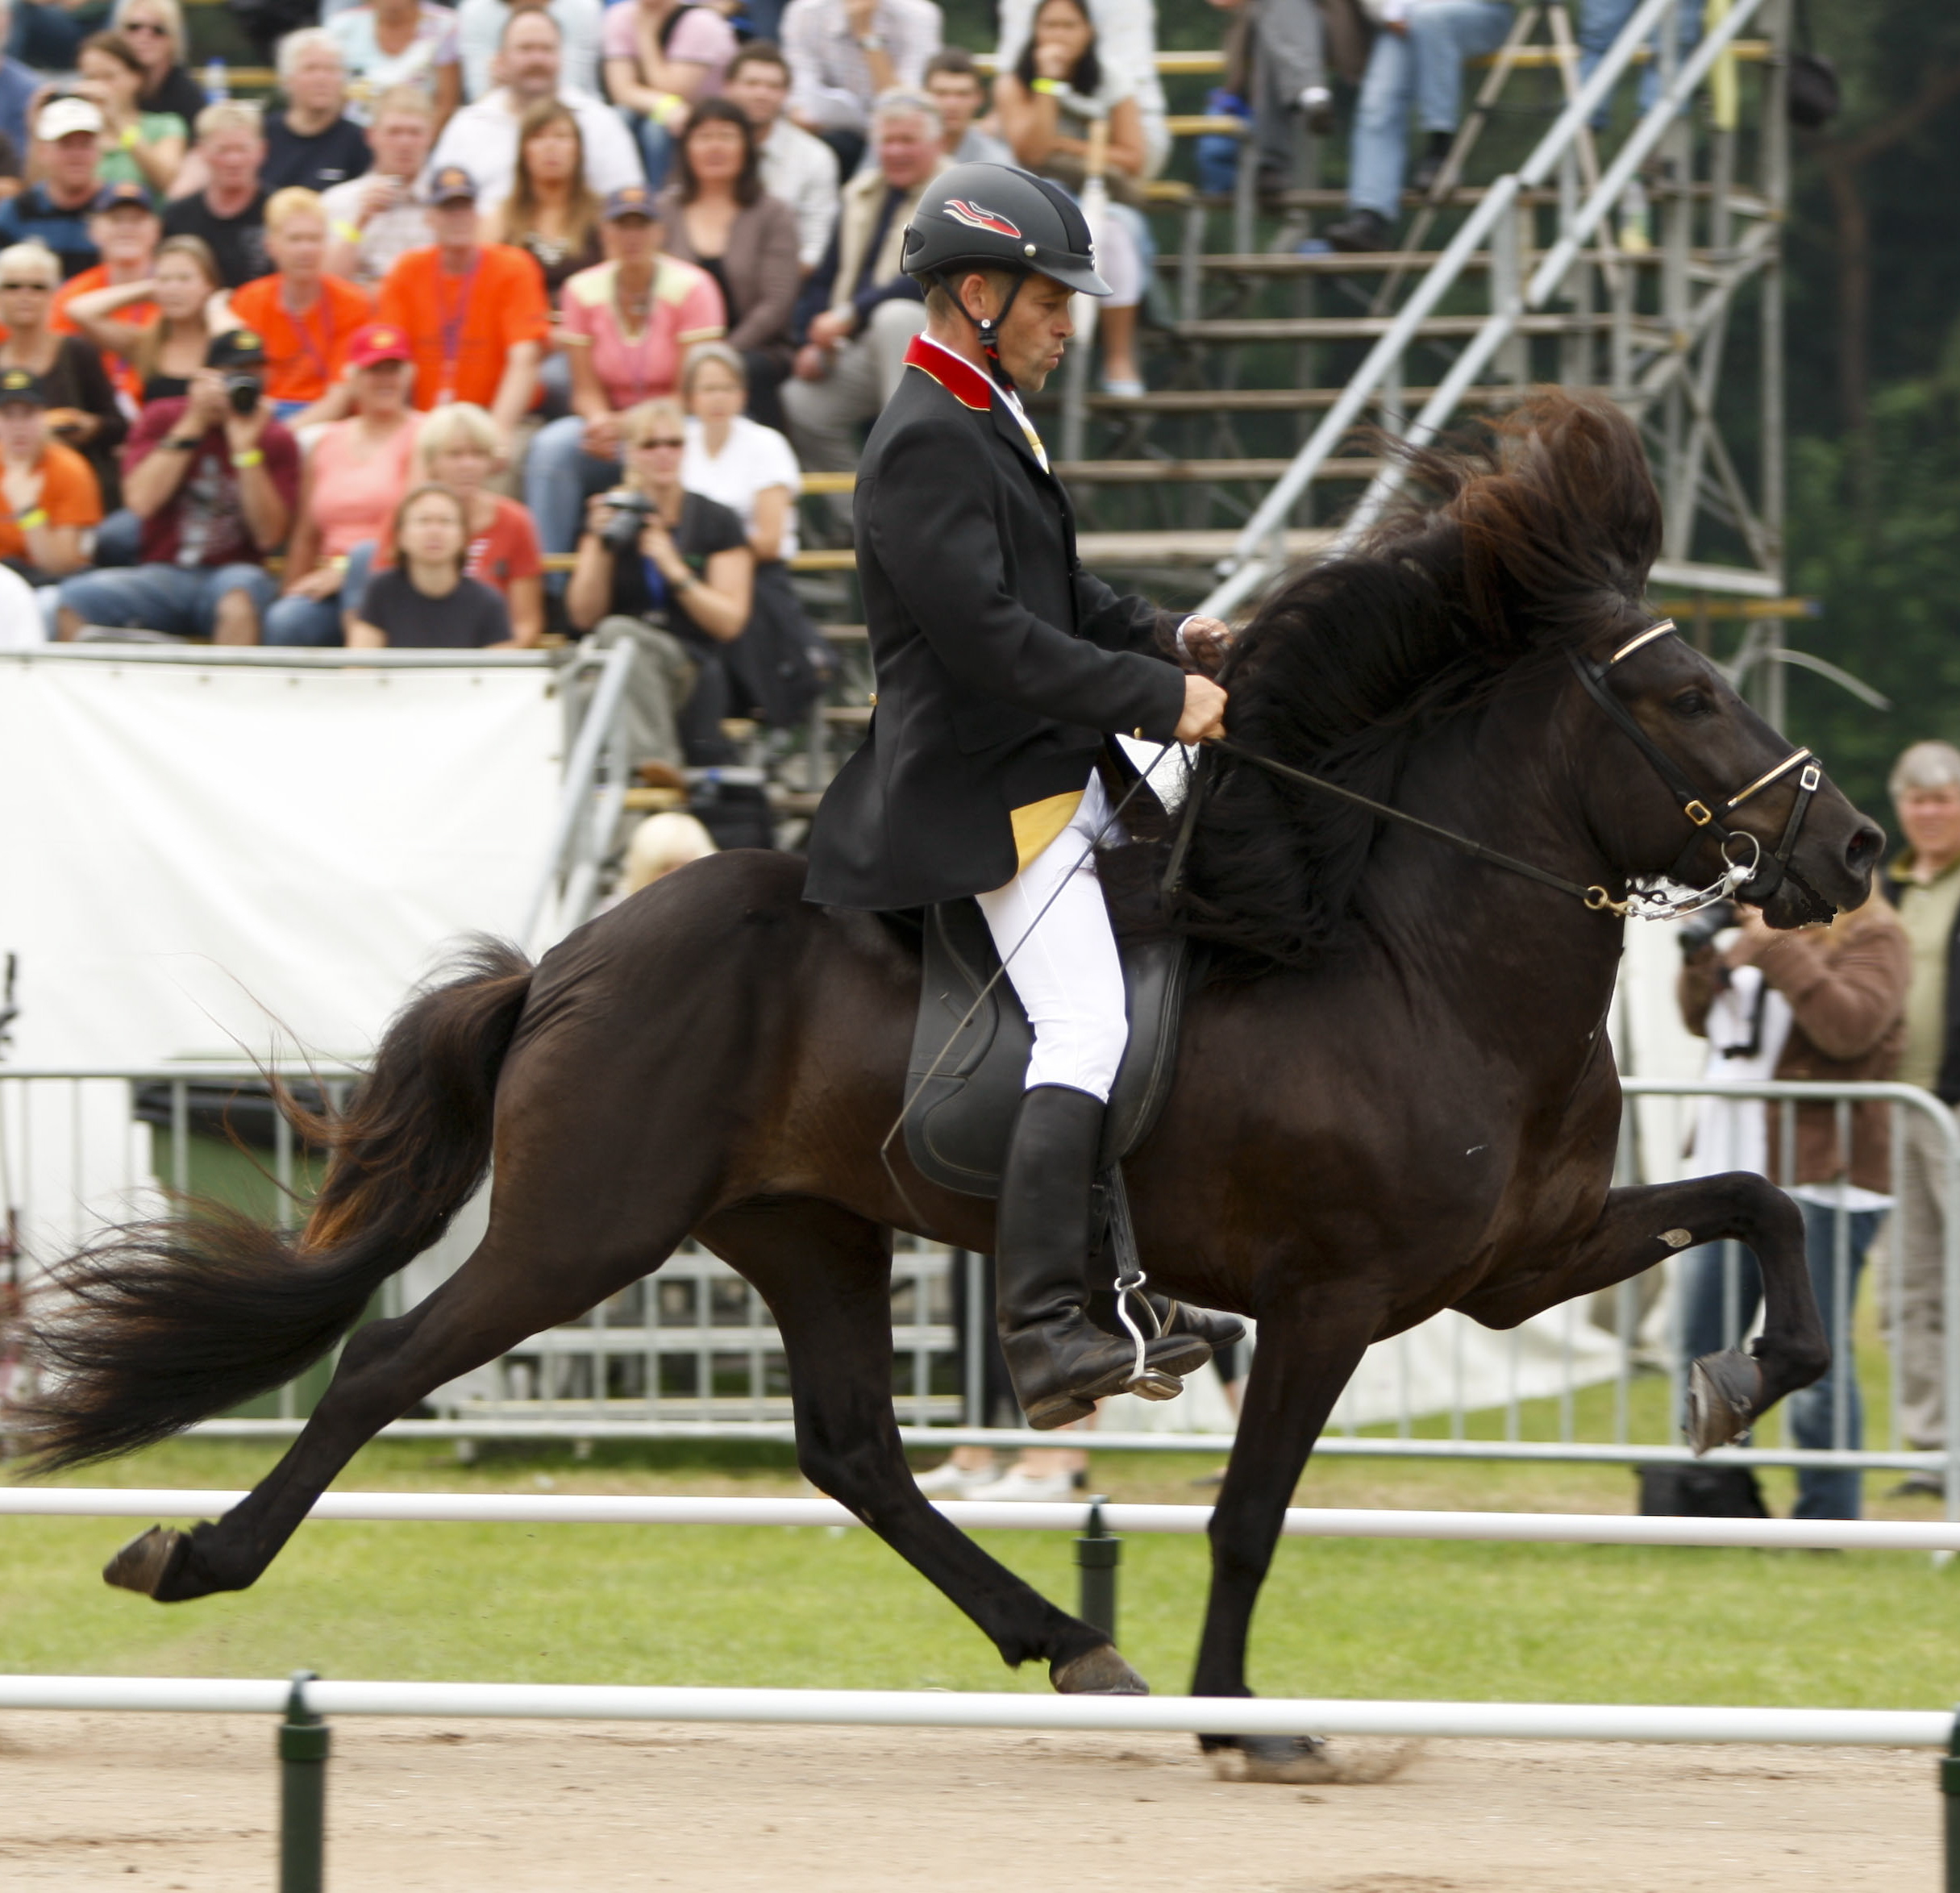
[903,161,1109,388]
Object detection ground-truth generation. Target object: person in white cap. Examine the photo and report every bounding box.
[0,98,110,278]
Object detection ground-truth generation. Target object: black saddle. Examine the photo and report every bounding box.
[902,898,1192,1199]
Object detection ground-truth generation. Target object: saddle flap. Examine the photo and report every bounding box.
[901,898,1192,1200]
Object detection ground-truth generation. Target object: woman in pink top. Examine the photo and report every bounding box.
[601,0,739,186]
[523,182,726,560]
[264,323,423,647]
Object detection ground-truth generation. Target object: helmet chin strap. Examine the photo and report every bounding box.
[942,268,1028,393]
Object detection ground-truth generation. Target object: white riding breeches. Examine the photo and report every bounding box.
[975,772,1130,1103]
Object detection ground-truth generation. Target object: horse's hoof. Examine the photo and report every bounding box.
[103,1525,192,1599]
[1205,1733,1421,1785]
[1051,1645,1149,1695]
[1687,1350,1761,1454]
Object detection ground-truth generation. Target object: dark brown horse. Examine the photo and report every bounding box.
[17,393,1883,1772]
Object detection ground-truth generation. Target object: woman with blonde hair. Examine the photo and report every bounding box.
[66,231,230,404]
[108,0,207,127]
[368,401,544,643]
[0,242,127,508]
[487,98,603,297]
[566,394,752,774]
[228,187,374,423]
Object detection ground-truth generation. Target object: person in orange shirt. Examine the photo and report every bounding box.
[51,183,162,406]
[228,186,375,428]
[375,164,547,449]
[0,367,102,583]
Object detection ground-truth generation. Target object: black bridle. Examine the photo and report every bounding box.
[1564,619,1824,907]
[1175,618,1827,923]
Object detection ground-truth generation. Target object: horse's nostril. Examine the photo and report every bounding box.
[1845,825,1883,871]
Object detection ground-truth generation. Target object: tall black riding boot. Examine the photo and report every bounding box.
[995,1084,1213,1429]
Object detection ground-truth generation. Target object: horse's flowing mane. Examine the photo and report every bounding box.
[1174,389,1664,967]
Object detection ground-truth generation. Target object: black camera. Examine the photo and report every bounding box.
[224,372,261,416]
[1675,898,1738,959]
[599,487,653,555]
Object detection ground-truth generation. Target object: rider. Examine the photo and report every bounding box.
[802,161,1237,1428]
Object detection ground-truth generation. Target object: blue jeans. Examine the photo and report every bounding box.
[58,561,277,639]
[1579,0,1703,125]
[1347,2,1514,217]
[525,413,622,561]
[1677,1201,1881,1520]
[626,110,674,189]
[261,542,377,647]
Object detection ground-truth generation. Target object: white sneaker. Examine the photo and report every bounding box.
[961,1467,1083,1502]
[913,1457,1002,1496]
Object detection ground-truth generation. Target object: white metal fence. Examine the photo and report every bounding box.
[4,1067,1957,1508]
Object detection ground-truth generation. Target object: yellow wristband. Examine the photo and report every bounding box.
[231,448,264,469]
[334,219,361,243]
[15,505,46,529]
[653,90,683,117]
[119,124,138,149]
[1030,77,1063,95]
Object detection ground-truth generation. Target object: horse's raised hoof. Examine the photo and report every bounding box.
[103,1525,192,1599]
[1051,1645,1149,1695]
[1205,1733,1421,1786]
[1687,1350,1762,1454]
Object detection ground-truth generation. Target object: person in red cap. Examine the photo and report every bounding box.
[264,320,424,645]
[375,162,549,447]
[227,186,377,426]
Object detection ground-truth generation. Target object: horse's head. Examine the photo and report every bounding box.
[1566,621,1883,926]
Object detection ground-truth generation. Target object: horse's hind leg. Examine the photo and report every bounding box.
[703,1196,1136,1691]
[108,1204,697,1604]
[1459,1174,1830,1452]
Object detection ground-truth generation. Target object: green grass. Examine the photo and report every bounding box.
[5,1435,1958,1711]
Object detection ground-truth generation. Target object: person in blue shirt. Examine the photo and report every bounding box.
[0,0,36,162]
[0,98,108,278]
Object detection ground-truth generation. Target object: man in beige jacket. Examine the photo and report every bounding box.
[780,89,946,524]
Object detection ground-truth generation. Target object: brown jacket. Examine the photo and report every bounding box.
[1679,900,1909,1192]
[654,187,802,370]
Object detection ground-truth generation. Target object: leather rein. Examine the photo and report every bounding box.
[1182,619,1825,923]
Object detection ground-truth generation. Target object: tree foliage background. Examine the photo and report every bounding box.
[1777,1,1960,822]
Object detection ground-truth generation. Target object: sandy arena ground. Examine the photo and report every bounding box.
[0,1711,1937,1890]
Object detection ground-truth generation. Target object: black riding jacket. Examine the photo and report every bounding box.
[802,335,1187,911]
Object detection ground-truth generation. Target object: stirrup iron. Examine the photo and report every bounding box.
[1104,1167,1179,1400]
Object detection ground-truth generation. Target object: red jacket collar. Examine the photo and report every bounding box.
[903,333,996,412]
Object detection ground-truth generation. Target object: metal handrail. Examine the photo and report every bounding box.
[518,637,638,953]
[1196,0,1770,619]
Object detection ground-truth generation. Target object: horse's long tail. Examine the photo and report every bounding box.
[14,939,535,1472]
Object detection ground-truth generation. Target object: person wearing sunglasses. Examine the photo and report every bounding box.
[107,0,207,129]
[564,393,752,778]
[0,240,126,510]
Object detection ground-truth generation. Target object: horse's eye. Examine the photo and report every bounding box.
[1671,690,1710,718]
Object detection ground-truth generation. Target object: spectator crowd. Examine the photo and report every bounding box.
[0,0,1751,768]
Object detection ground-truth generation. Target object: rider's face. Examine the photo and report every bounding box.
[976,273,1076,393]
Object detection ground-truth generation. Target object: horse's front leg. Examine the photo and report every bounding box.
[1458,1173,1830,1451]
[1190,1281,1380,1777]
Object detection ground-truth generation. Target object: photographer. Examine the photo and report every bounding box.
[1675,892,1908,1519]
[54,328,298,643]
[565,395,751,774]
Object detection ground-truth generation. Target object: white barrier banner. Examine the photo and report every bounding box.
[0,651,563,1067]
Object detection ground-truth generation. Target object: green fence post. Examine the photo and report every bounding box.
[1075,1498,1121,1645]
[278,1670,329,1893]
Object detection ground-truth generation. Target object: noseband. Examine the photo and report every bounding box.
[1183,618,1830,925]
[1565,619,1824,911]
